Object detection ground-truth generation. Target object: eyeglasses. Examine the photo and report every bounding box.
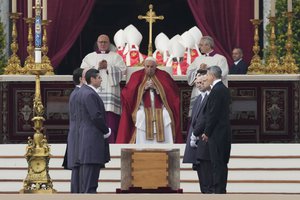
[98,41,108,44]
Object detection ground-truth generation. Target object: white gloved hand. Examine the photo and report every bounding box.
[190,132,199,141]
[190,139,198,148]
[190,132,199,148]
[104,128,111,139]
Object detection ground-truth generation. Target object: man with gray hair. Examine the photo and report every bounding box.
[116,57,182,144]
[187,36,228,118]
[194,65,231,193]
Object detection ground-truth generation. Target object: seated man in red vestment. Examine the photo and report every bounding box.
[116,57,183,144]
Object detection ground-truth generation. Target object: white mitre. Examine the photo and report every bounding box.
[181,31,195,64]
[113,29,126,49]
[154,32,170,63]
[167,34,183,61]
[188,26,203,54]
[166,40,185,75]
[123,24,144,66]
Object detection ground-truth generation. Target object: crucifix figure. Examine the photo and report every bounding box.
[138,4,164,56]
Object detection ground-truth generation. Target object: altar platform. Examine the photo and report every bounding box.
[0,74,299,144]
[0,144,300,194]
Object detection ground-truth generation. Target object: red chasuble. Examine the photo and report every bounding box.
[116,68,183,143]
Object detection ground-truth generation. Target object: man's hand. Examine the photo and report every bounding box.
[98,60,107,70]
[200,63,207,69]
[104,128,111,139]
[201,133,208,142]
[144,79,156,91]
[190,132,199,148]
[190,139,198,148]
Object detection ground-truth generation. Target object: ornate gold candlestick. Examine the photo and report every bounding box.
[4,13,22,75]
[282,12,298,74]
[23,18,35,74]
[41,20,54,75]
[247,19,264,74]
[138,4,164,56]
[265,17,281,74]
[20,64,56,193]
[20,0,56,193]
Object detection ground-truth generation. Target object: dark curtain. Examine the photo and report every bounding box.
[187,0,254,65]
[17,0,95,68]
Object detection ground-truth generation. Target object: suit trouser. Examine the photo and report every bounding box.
[79,164,101,193]
[195,160,213,193]
[71,166,80,193]
[211,159,228,194]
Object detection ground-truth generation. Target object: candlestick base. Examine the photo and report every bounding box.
[4,55,23,75]
[282,54,298,74]
[265,55,281,74]
[42,56,54,75]
[247,55,264,74]
[23,56,36,74]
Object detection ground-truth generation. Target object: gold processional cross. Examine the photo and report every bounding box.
[138,4,164,56]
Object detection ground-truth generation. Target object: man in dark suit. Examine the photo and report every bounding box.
[62,68,83,193]
[201,65,231,193]
[183,71,213,193]
[77,68,111,193]
[229,48,248,74]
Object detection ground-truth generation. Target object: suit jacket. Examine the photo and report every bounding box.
[63,86,80,169]
[183,93,209,163]
[204,81,231,164]
[229,59,248,74]
[77,84,110,165]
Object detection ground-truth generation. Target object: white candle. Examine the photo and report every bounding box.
[35,49,42,63]
[12,0,17,13]
[271,0,276,17]
[28,0,32,18]
[254,0,259,19]
[42,0,47,20]
[288,0,292,12]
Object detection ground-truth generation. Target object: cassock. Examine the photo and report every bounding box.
[187,51,228,117]
[116,68,183,143]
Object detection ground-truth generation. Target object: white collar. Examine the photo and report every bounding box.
[211,79,222,89]
[87,84,98,93]
[234,58,242,65]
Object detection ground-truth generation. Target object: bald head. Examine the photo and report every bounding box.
[97,34,110,51]
[232,48,243,61]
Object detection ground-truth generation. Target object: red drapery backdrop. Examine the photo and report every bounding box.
[187,0,254,65]
[17,0,95,69]
[16,0,254,70]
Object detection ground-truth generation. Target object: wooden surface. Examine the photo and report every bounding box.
[131,152,168,189]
